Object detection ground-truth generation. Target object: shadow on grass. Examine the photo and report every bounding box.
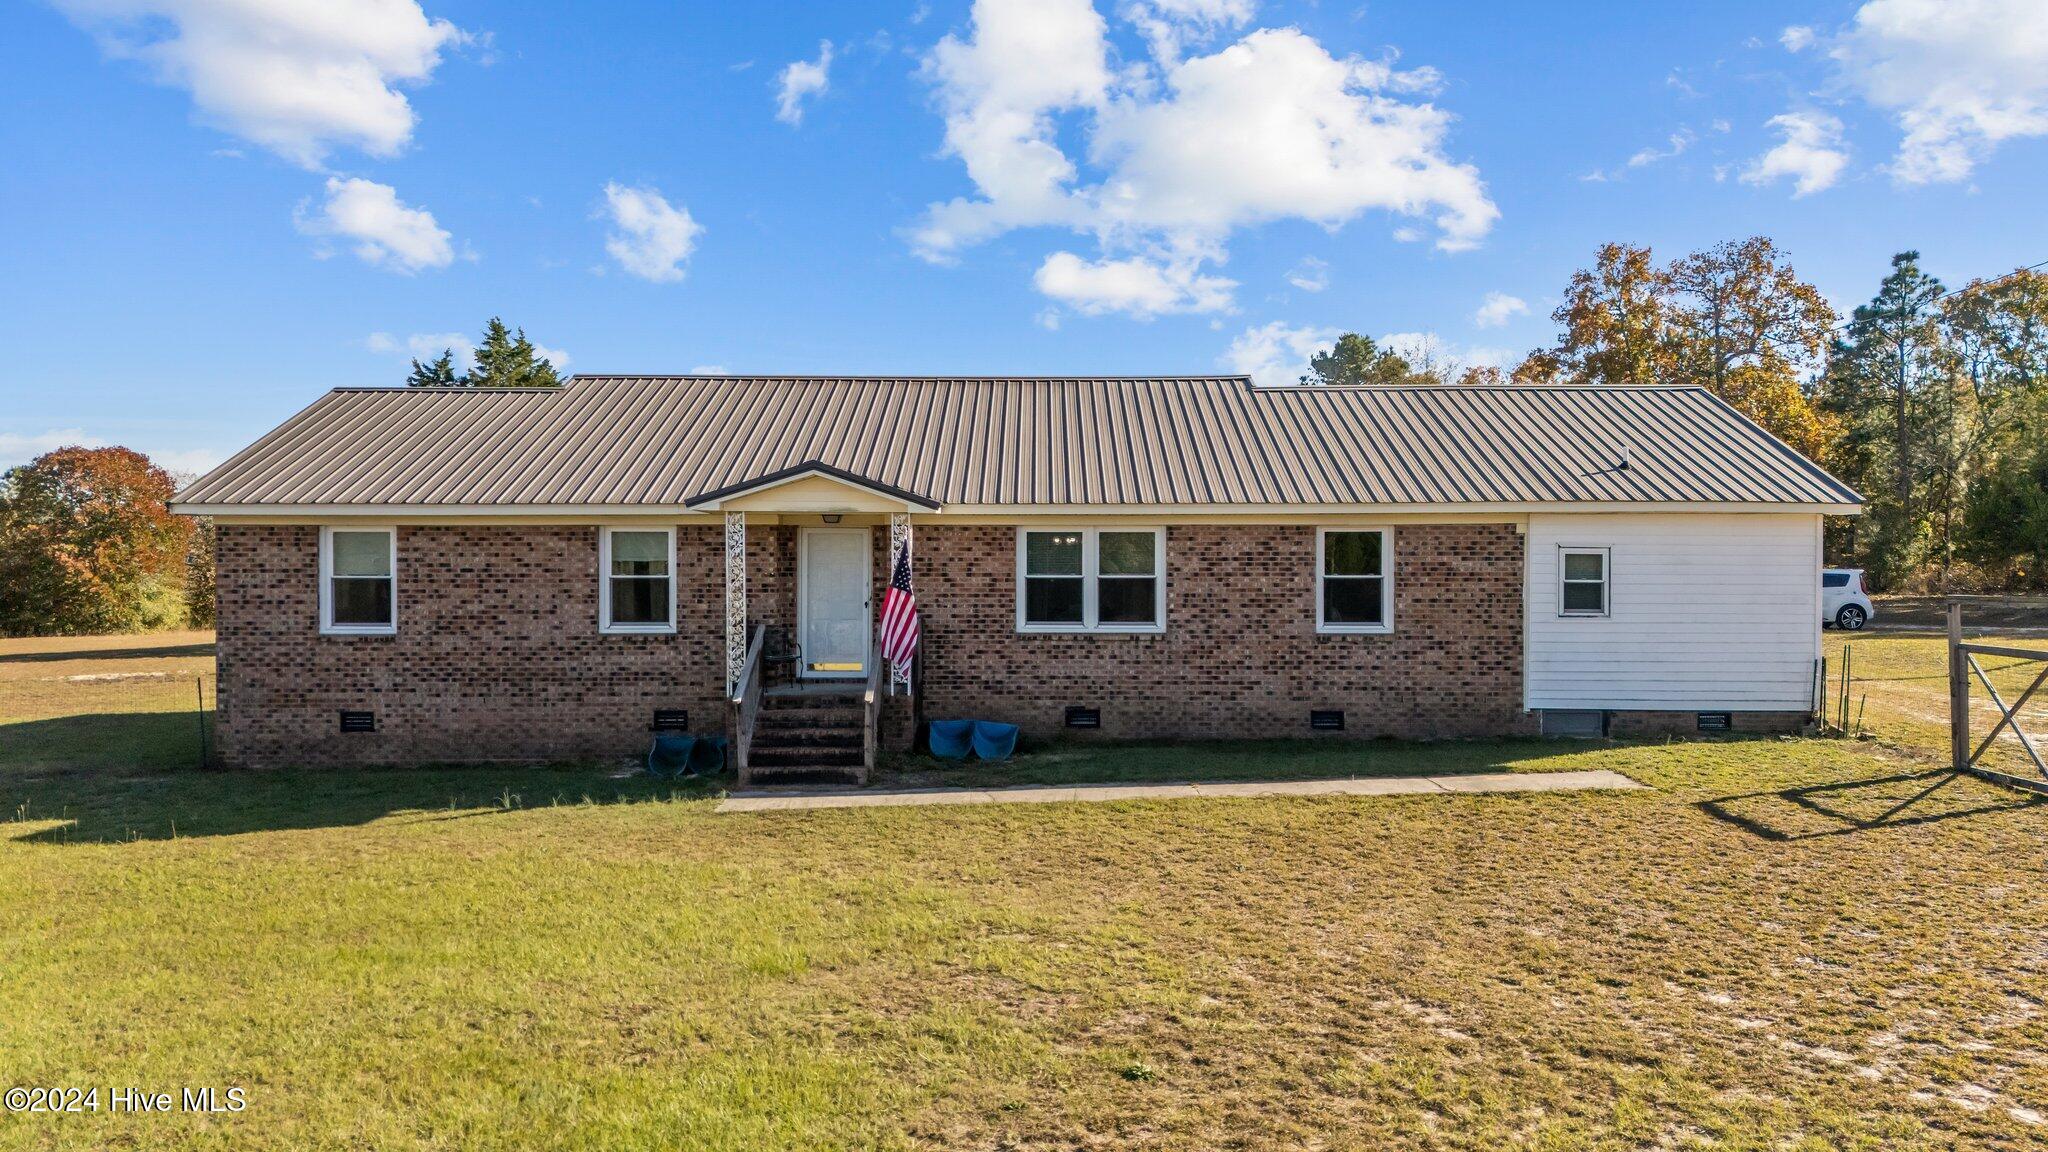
[876,736,1628,790]
[2,763,713,845]
[1697,769,2045,842]
[0,642,215,664]
[2,712,211,774]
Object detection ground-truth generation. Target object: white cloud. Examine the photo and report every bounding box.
[367,330,472,366]
[1223,320,1339,387]
[1626,129,1694,168]
[1472,291,1527,328]
[1034,251,1235,317]
[1121,0,1255,63]
[1780,25,1816,52]
[914,0,1495,316]
[1379,331,1514,372]
[689,364,730,374]
[1822,0,2048,183]
[153,447,225,476]
[1742,111,1851,196]
[1285,256,1328,292]
[776,40,834,125]
[367,331,568,370]
[54,0,465,169]
[295,177,456,272]
[0,430,219,476]
[600,182,703,283]
[0,429,106,470]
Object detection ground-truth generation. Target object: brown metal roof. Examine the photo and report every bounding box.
[175,375,1862,509]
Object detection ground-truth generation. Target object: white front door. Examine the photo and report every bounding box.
[799,528,870,678]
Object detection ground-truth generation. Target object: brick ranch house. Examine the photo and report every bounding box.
[173,375,1863,778]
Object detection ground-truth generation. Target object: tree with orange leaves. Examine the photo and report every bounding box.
[0,446,193,635]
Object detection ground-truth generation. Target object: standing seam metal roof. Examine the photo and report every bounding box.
[175,375,1863,508]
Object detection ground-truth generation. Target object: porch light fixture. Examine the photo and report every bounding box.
[821,514,842,524]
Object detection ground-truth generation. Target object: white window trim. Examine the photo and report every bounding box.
[1559,545,1611,618]
[1014,527,1167,635]
[1315,526,1395,635]
[319,525,398,636]
[600,526,678,635]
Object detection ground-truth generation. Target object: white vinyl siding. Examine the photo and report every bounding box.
[1525,513,1821,711]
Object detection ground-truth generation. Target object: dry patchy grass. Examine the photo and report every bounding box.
[4,632,2048,1149]
[1828,631,2048,777]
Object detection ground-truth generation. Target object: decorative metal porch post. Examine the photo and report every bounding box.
[889,513,914,690]
[724,511,746,692]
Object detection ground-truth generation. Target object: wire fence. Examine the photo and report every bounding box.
[1,671,215,773]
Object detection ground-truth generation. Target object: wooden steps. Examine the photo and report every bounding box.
[745,688,866,782]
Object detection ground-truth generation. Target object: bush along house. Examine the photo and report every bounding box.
[172,375,1863,779]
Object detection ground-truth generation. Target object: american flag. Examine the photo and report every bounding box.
[879,538,919,675]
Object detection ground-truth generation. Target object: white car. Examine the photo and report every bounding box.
[1822,568,1873,630]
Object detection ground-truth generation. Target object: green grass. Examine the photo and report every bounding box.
[0,630,214,773]
[5,632,2048,1149]
[877,736,1610,788]
[1824,630,2048,776]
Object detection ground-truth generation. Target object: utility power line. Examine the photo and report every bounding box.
[1834,256,2048,335]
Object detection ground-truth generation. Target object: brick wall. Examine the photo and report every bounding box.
[214,521,1533,767]
[902,523,1533,742]
[216,524,744,767]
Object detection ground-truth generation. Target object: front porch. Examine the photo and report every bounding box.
[699,464,932,786]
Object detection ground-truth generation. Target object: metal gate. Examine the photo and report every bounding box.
[1948,603,2048,794]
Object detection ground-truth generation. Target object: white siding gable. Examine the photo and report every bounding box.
[1524,513,1822,712]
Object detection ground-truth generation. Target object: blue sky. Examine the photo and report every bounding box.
[3,0,2046,476]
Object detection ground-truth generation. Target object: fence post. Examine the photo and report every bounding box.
[196,675,209,769]
[1948,601,1967,773]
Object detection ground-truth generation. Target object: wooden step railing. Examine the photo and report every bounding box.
[861,635,882,785]
[729,624,766,786]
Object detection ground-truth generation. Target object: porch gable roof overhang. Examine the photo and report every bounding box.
[682,461,942,513]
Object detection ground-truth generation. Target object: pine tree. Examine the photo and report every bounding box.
[1300,333,1427,387]
[405,349,460,387]
[463,317,561,388]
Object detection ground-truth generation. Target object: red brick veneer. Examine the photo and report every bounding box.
[903,523,1531,742]
[214,521,1533,766]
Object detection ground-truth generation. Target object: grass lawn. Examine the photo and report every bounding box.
[1822,630,2048,778]
[0,629,214,773]
[4,632,2048,1149]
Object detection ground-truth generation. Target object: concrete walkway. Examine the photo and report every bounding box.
[715,769,1644,813]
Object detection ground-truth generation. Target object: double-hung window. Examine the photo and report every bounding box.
[601,528,676,634]
[1017,528,1164,632]
[320,527,396,635]
[1559,547,1610,617]
[1316,528,1393,634]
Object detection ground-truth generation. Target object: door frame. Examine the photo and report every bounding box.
[796,526,871,679]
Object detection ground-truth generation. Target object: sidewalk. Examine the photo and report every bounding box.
[715,769,1644,813]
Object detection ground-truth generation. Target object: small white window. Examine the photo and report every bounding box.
[1560,547,1610,617]
[601,528,676,634]
[1317,528,1393,634]
[1016,528,1165,633]
[320,527,396,635]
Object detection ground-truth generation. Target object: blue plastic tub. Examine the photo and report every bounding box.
[970,721,1019,762]
[928,720,975,760]
[647,732,695,778]
[687,735,728,776]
